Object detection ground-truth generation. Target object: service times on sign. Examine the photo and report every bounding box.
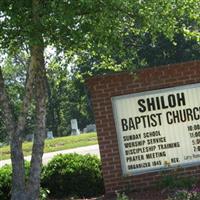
[112,83,200,175]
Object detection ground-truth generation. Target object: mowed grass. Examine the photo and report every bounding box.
[0,132,97,161]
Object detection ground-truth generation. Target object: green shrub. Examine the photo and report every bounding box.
[0,164,12,200]
[0,162,47,200]
[158,169,197,191]
[159,175,197,190]
[41,153,104,198]
[116,192,129,200]
[40,187,50,200]
[0,154,104,199]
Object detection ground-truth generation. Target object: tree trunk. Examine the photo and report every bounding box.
[11,53,36,200]
[0,0,48,198]
[47,82,58,136]
[26,44,47,200]
[25,0,47,198]
[0,68,26,199]
[0,61,35,200]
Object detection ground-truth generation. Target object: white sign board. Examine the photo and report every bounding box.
[112,83,200,175]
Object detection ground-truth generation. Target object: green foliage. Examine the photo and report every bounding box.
[161,176,196,189]
[122,32,200,69]
[0,54,26,142]
[1,0,199,199]
[0,154,103,199]
[0,0,136,52]
[0,162,30,200]
[159,175,197,190]
[0,165,12,200]
[41,153,104,198]
[0,52,36,142]
[39,188,50,200]
[46,53,96,136]
[1,0,199,57]
[159,171,200,200]
[116,192,130,200]
[1,0,200,142]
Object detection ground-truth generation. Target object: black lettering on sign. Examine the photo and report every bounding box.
[138,92,186,113]
[126,155,144,162]
[158,142,180,150]
[171,157,180,163]
[146,151,166,159]
[177,92,186,106]
[160,96,168,109]
[152,160,162,166]
[123,134,141,141]
[121,119,128,131]
[143,130,161,138]
[138,99,146,112]
[147,97,156,111]
[147,137,166,145]
[121,114,162,132]
[168,94,176,107]
[166,107,200,125]
[128,162,151,170]
[129,118,136,130]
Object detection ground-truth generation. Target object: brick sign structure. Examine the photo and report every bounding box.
[87,61,200,196]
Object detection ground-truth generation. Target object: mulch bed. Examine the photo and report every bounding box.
[48,189,169,200]
[100,189,169,200]
[127,189,169,200]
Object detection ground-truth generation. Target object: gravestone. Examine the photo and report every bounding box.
[83,124,96,133]
[71,119,80,135]
[47,131,54,139]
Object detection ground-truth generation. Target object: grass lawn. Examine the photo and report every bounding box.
[0,132,98,161]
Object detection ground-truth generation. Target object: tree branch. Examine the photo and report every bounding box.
[15,58,34,136]
[0,67,26,199]
[0,67,15,136]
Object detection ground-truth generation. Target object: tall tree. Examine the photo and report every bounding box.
[0,0,47,199]
[0,0,199,199]
[0,1,136,199]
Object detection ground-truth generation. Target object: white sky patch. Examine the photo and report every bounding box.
[0,54,7,68]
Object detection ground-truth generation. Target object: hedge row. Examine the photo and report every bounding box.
[0,154,104,199]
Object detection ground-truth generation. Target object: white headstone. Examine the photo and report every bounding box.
[47,131,54,139]
[71,119,80,135]
[71,119,78,129]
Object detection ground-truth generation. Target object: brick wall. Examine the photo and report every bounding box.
[86,61,200,196]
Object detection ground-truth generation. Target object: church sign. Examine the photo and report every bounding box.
[112,83,200,175]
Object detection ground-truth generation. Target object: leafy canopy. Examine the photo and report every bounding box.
[0,0,133,51]
[0,0,199,53]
